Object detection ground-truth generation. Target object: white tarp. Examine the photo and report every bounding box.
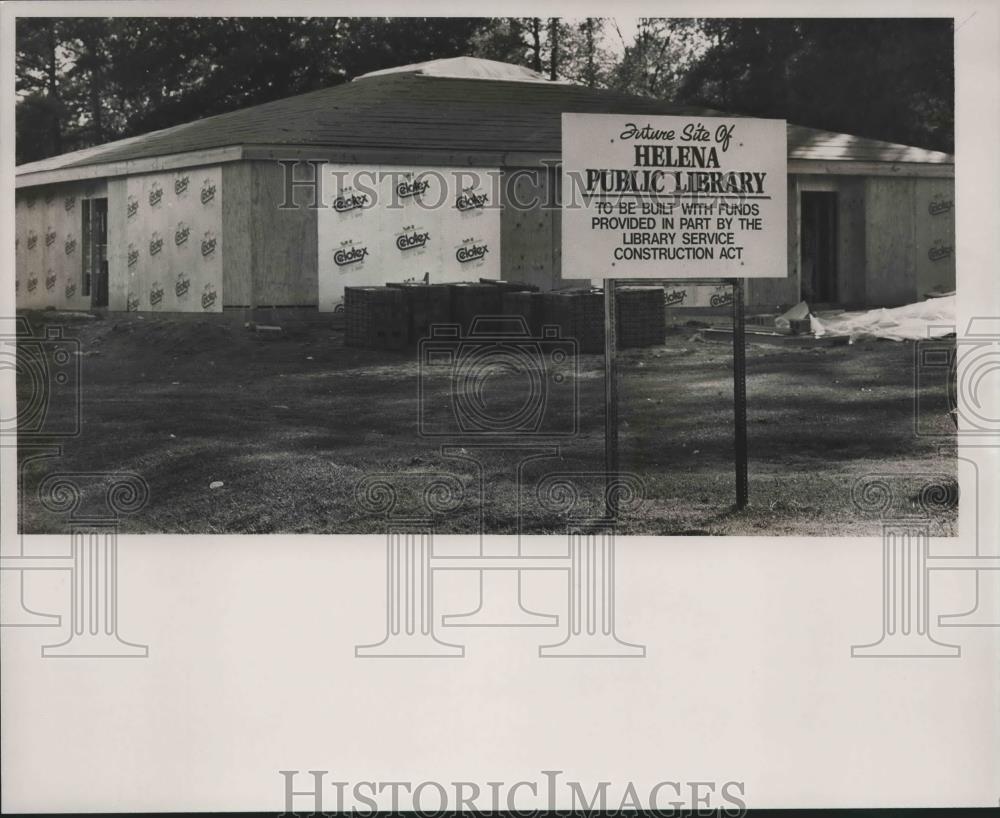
[810,295,955,342]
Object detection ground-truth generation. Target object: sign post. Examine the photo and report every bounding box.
[731,278,749,508]
[562,113,787,513]
[603,278,618,517]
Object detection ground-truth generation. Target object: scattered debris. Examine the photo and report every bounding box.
[774,301,809,332]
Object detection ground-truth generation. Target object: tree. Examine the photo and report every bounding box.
[608,18,704,100]
[16,18,69,159]
[15,16,954,163]
[676,18,954,153]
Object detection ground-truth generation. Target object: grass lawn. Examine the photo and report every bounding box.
[16,310,957,535]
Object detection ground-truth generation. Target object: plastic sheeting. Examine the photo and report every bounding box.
[810,295,955,342]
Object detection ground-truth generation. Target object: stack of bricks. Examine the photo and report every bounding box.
[542,290,606,353]
[344,286,409,350]
[449,282,504,334]
[616,286,666,349]
[501,290,547,336]
[386,282,453,342]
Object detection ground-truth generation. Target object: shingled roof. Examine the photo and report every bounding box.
[16,67,953,184]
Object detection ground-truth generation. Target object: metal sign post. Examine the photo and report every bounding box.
[562,112,785,516]
[603,278,749,513]
[730,278,749,508]
[604,278,619,518]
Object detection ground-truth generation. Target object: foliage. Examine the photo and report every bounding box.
[15,16,954,164]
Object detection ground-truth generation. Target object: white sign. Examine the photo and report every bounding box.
[561,113,787,279]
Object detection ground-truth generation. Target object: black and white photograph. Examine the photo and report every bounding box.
[1,0,997,814]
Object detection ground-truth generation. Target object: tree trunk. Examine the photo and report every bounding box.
[584,19,596,87]
[529,18,542,73]
[548,18,559,81]
[46,22,62,154]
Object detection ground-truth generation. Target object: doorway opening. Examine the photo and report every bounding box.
[82,198,108,308]
[800,191,838,304]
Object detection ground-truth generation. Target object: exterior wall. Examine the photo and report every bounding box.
[746,175,801,308]
[109,165,224,312]
[107,177,128,310]
[864,176,955,306]
[19,158,955,315]
[221,163,254,307]
[864,177,918,306]
[221,160,318,309]
[317,164,501,311]
[15,180,107,310]
[913,177,955,297]
[502,166,561,290]
[250,161,317,307]
[836,177,867,305]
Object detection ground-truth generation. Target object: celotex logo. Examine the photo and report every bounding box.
[175,222,191,246]
[45,270,56,291]
[148,183,164,207]
[176,273,191,297]
[175,175,190,195]
[127,196,139,219]
[149,232,164,256]
[456,242,489,263]
[396,177,430,199]
[201,285,217,310]
[928,240,953,261]
[334,244,369,266]
[45,228,56,247]
[334,192,369,213]
[127,244,140,268]
[27,274,38,292]
[150,283,164,307]
[928,194,953,216]
[64,236,77,255]
[26,230,38,250]
[65,282,76,299]
[665,288,687,306]
[396,230,430,252]
[456,191,488,211]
